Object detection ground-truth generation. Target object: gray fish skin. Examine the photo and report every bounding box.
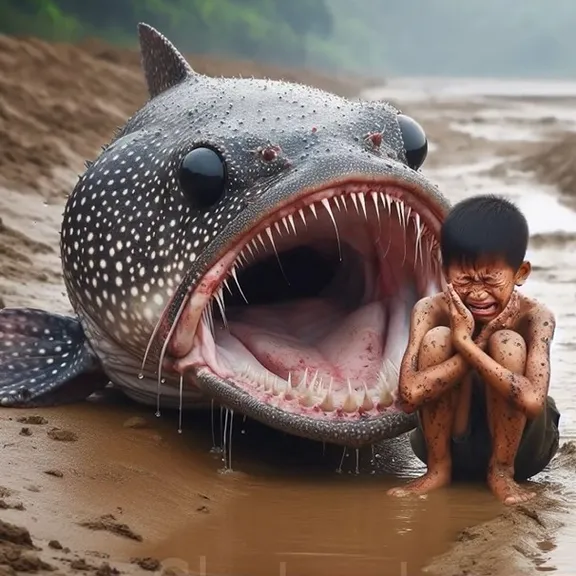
[0,24,450,448]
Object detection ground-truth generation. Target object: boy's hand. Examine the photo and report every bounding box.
[446,284,474,342]
[476,291,521,346]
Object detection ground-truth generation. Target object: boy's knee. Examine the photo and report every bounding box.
[488,329,527,367]
[420,326,453,367]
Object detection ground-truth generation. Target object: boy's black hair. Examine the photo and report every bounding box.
[440,194,529,270]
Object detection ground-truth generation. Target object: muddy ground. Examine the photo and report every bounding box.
[2,35,576,576]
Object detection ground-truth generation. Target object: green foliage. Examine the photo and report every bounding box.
[1,0,576,78]
[0,0,333,68]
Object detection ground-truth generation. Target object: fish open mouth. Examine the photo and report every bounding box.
[166,179,444,446]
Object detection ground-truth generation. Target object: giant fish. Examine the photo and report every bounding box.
[0,24,449,447]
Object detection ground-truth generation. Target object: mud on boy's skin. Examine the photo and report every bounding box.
[388,194,560,506]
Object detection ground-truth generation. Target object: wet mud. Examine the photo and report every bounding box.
[2,37,576,576]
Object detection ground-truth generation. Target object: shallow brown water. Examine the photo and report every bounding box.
[3,73,576,575]
[1,392,502,575]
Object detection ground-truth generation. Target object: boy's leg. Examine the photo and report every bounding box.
[388,326,463,496]
[484,329,538,505]
[514,395,560,481]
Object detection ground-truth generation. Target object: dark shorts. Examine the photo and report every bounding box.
[409,377,561,481]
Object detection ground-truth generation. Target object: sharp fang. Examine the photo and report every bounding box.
[300,389,317,407]
[350,193,359,213]
[361,389,374,411]
[383,193,392,213]
[342,379,358,413]
[230,266,248,303]
[287,213,297,234]
[319,392,335,412]
[297,368,309,392]
[379,388,394,408]
[214,287,227,326]
[343,393,358,413]
[414,213,424,266]
[321,198,342,257]
[358,193,368,219]
[309,203,318,219]
[371,192,380,223]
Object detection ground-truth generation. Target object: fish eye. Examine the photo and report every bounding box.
[397,114,428,170]
[178,146,227,208]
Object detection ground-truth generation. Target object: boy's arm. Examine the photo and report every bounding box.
[454,306,555,419]
[397,297,473,413]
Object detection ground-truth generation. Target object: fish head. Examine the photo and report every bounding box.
[61,24,450,447]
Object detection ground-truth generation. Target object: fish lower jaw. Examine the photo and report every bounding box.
[173,296,409,426]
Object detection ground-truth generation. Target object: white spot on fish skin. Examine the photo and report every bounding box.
[56,74,412,361]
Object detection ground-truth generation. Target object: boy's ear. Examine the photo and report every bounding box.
[515,261,531,286]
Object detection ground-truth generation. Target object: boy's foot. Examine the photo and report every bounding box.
[487,467,536,505]
[387,467,451,497]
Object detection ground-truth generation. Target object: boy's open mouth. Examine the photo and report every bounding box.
[468,301,499,317]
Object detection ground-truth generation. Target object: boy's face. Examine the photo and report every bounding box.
[444,256,531,323]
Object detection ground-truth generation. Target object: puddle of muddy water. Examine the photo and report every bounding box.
[1,393,503,576]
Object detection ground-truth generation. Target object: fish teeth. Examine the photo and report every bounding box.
[282,216,291,234]
[202,188,443,414]
[234,364,405,414]
[371,192,380,222]
[361,388,374,411]
[350,193,359,213]
[319,392,335,412]
[211,188,443,314]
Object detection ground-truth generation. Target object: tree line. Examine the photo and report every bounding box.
[1,0,576,78]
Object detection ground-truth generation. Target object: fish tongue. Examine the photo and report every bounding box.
[227,300,387,388]
[317,301,387,384]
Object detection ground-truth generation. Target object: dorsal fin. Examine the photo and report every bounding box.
[137,23,196,99]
